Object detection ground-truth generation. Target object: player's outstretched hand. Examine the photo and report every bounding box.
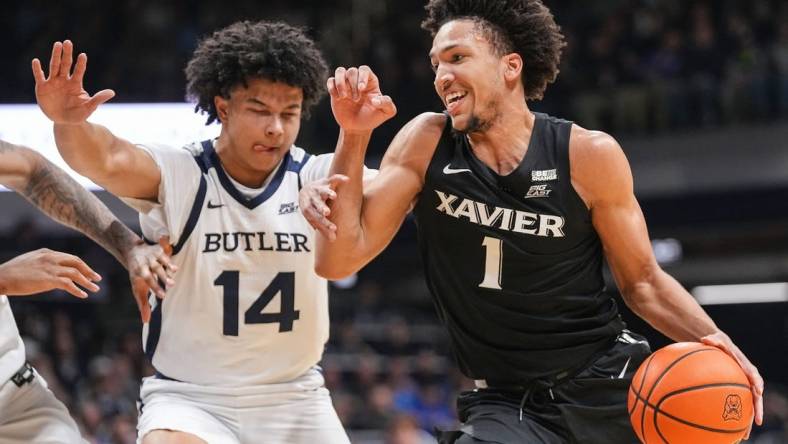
[0,248,101,298]
[299,174,349,241]
[32,40,115,124]
[126,237,177,323]
[701,331,764,439]
[328,65,396,133]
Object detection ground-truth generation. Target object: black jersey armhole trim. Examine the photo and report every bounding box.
[429,112,455,170]
[560,123,592,213]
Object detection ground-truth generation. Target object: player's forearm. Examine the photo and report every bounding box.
[16,151,138,268]
[622,268,721,342]
[316,130,373,278]
[53,121,121,182]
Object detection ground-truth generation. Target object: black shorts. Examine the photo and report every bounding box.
[439,331,651,444]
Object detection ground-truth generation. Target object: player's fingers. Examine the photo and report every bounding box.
[703,335,765,426]
[57,277,89,298]
[62,40,74,77]
[31,59,46,84]
[301,206,323,230]
[60,266,100,292]
[58,254,101,282]
[311,212,337,241]
[158,255,177,282]
[87,89,116,112]
[317,186,337,202]
[154,246,177,274]
[746,367,764,425]
[310,193,331,216]
[334,67,348,99]
[149,255,174,289]
[371,95,397,117]
[361,65,380,90]
[71,53,88,84]
[327,77,339,98]
[357,65,372,92]
[49,41,62,78]
[139,263,166,299]
[345,67,359,100]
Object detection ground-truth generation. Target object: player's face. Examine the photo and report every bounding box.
[429,19,507,133]
[216,78,303,182]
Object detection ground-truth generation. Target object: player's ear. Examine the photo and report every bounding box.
[214,95,230,124]
[502,53,523,82]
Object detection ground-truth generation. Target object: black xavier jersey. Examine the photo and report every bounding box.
[413,112,625,383]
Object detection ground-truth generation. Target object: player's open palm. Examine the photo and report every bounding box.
[31,40,115,124]
[328,65,396,133]
[0,248,101,298]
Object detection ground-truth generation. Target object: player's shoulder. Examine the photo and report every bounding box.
[288,145,313,163]
[568,124,633,205]
[569,124,627,167]
[388,112,447,157]
[138,140,204,160]
[404,112,448,139]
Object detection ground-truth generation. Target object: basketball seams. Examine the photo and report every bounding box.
[639,347,716,442]
[629,353,654,416]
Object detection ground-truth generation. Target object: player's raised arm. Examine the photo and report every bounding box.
[0,139,175,320]
[32,40,161,200]
[304,66,438,279]
[569,128,764,432]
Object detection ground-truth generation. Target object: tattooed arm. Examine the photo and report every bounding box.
[0,139,139,264]
[0,139,175,320]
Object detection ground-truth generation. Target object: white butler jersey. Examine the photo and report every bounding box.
[125,140,365,387]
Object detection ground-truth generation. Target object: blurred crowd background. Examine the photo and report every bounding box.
[2,0,788,443]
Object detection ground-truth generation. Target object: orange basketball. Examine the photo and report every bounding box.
[627,342,753,444]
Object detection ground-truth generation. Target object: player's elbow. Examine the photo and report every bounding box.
[619,264,662,313]
[3,147,45,192]
[314,259,359,281]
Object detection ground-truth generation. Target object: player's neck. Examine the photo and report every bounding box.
[214,136,275,189]
[466,103,535,176]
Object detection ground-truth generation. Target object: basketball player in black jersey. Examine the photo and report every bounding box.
[300,0,763,442]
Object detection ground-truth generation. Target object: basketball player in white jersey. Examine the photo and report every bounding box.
[0,138,175,443]
[33,22,380,444]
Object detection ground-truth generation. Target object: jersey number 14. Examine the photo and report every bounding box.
[214,271,300,336]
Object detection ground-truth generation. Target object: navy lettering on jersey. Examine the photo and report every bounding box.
[202,231,311,253]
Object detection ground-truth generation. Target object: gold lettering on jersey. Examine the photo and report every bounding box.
[435,190,565,237]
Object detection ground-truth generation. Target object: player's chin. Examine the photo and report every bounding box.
[245,152,280,171]
[449,114,470,132]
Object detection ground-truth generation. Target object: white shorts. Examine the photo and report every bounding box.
[137,367,349,444]
[0,366,85,444]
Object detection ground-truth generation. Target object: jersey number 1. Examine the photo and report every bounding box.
[214,271,300,336]
[479,236,502,290]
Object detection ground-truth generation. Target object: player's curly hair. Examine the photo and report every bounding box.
[421,0,565,100]
[185,21,328,125]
